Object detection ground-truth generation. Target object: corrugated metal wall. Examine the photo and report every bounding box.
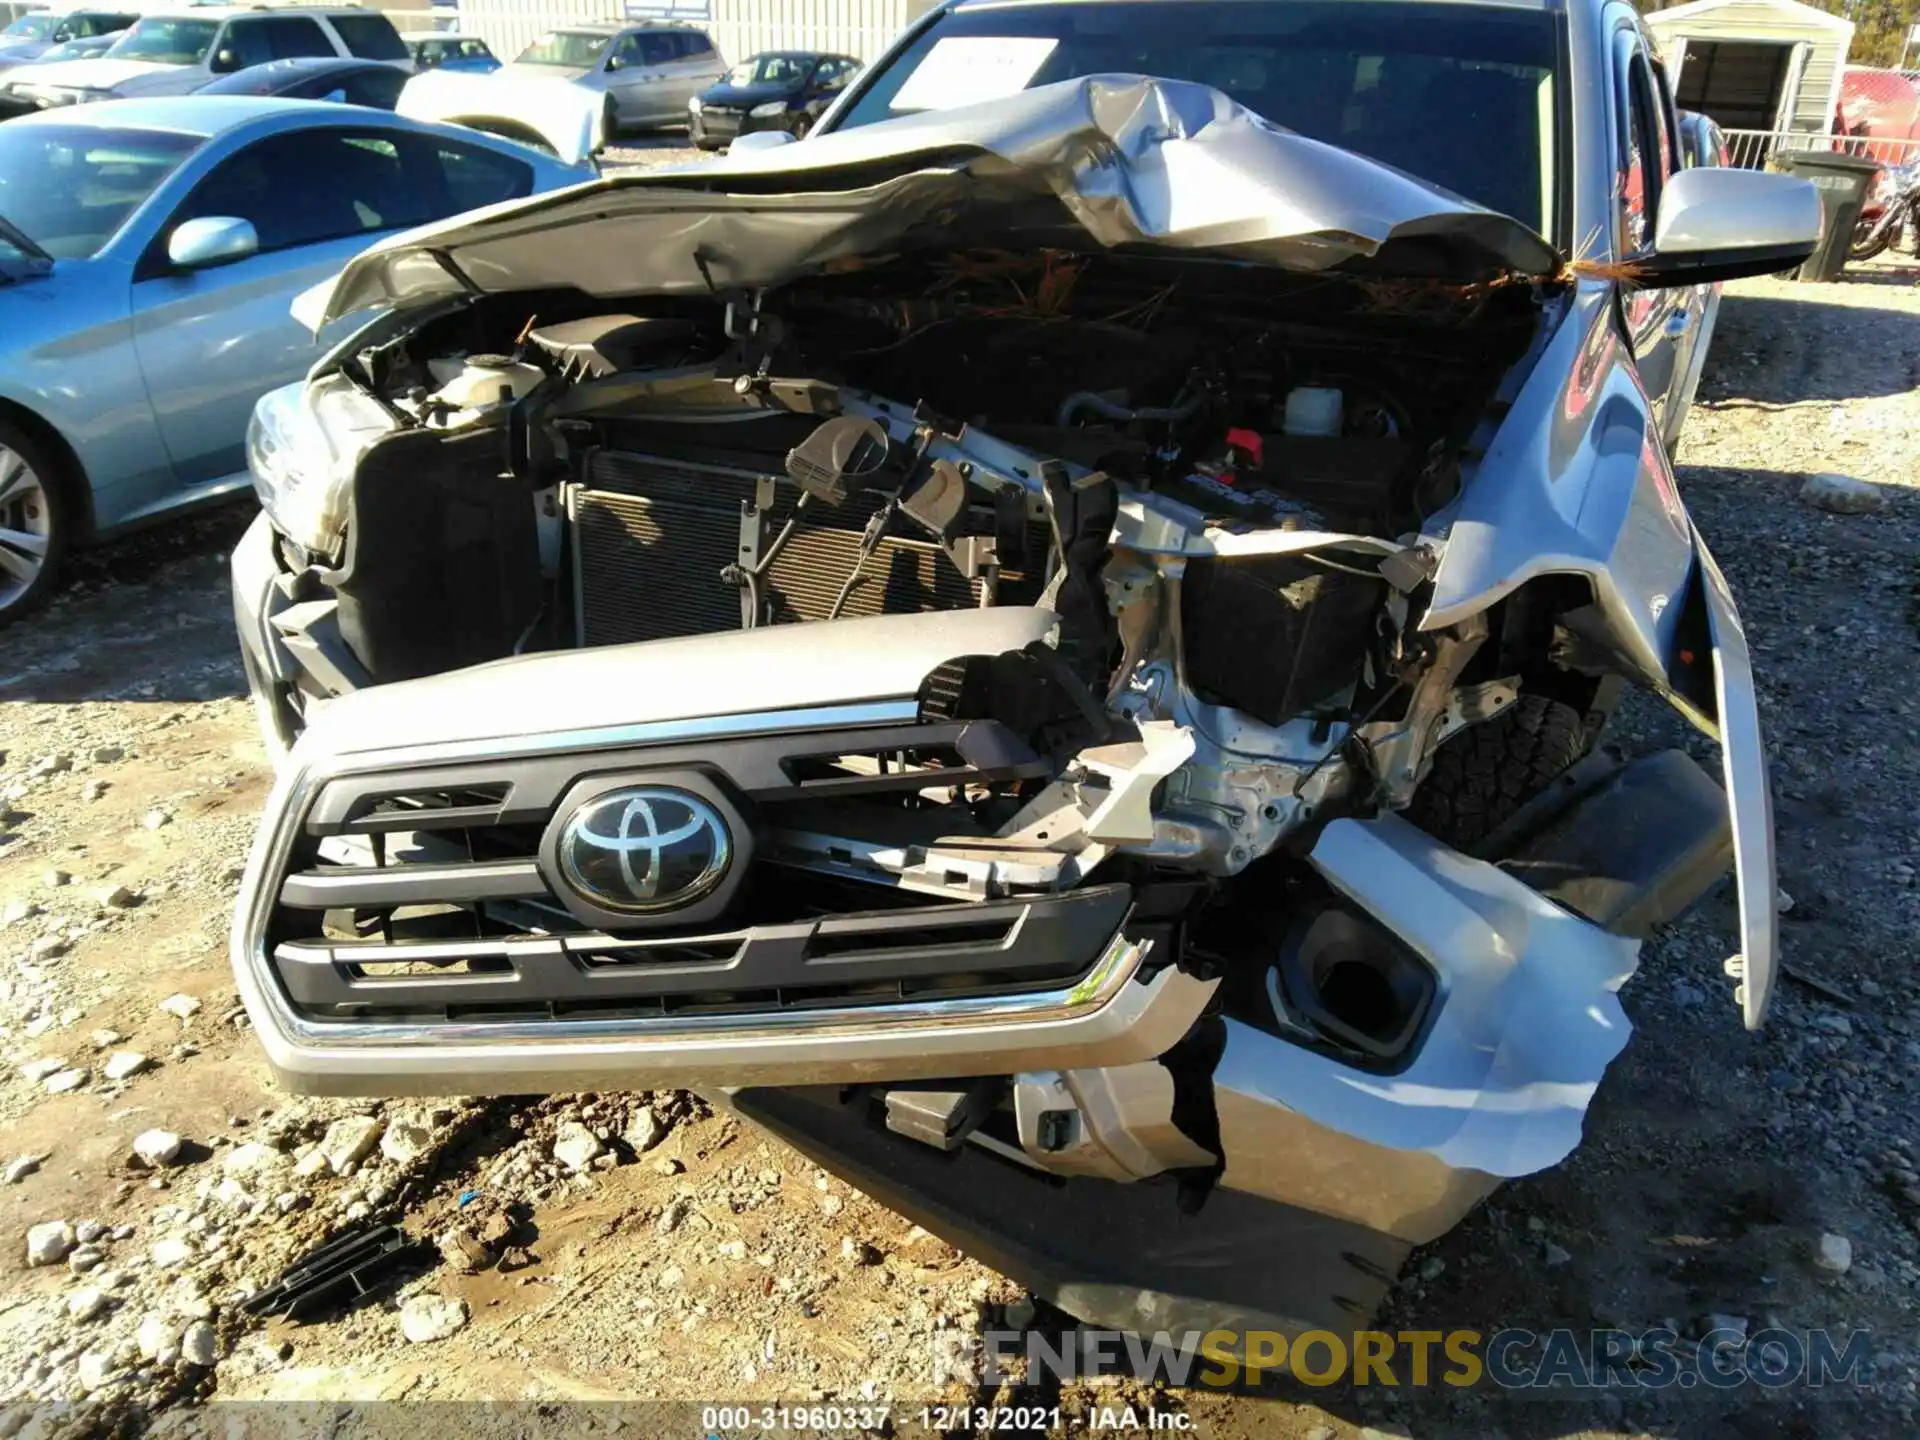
[1646,0,1854,132]
[455,0,933,67]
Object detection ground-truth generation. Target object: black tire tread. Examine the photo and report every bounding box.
[1405,693,1586,849]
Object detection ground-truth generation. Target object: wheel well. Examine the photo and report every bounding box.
[0,398,92,539]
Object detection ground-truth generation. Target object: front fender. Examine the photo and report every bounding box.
[1696,538,1777,1029]
[1428,282,1775,1027]
[1428,284,1695,689]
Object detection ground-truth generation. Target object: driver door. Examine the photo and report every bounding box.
[128,127,439,488]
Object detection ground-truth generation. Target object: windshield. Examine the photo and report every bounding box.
[726,53,813,87]
[107,16,217,64]
[838,1,1562,241]
[0,124,202,259]
[515,30,605,67]
[2,13,56,40]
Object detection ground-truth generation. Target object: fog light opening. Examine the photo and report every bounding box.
[1280,907,1435,1063]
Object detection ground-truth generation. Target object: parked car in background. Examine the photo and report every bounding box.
[0,3,406,111]
[404,31,497,73]
[689,50,857,148]
[0,6,135,76]
[194,54,408,107]
[0,96,593,624]
[398,20,724,155]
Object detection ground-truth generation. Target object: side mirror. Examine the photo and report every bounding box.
[728,129,795,154]
[605,53,624,71]
[51,26,72,42]
[210,47,238,74]
[168,215,258,270]
[1641,167,1821,287]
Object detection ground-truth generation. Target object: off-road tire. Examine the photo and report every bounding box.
[1406,693,1586,850]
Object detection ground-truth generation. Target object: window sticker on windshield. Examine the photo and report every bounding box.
[890,36,1059,112]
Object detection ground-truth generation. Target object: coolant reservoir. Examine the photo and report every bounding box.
[426,354,544,411]
[1283,385,1343,437]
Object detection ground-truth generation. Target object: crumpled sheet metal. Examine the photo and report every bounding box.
[314,74,1558,327]
[1220,813,1639,1184]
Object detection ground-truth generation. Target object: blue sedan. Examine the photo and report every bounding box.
[0,97,592,624]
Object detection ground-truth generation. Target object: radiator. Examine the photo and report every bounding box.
[571,450,1045,649]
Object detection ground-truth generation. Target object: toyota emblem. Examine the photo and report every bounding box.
[556,787,732,914]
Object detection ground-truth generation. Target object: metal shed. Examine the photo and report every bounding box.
[1645,0,1854,135]
[454,0,934,71]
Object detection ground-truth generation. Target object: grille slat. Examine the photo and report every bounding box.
[269,885,1128,1018]
[280,858,549,910]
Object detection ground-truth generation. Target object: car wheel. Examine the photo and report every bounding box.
[1405,694,1587,850]
[601,96,619,144]
[0,421,69,630]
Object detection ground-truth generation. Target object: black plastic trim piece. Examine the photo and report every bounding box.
[280,857,549,910]
[273,884,1132,1016]
[301,720,1039,838]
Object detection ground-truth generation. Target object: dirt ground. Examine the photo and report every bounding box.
[2,263,1919,1438]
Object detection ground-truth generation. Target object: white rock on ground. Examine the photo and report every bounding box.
[137,1313,182,1365]
[76,1350,118,1392]
[1799,472,1885,515]
[380,1122,431,1166]
[1815,1232,1853,1275]
[89,1029,125,1049]
[181,1319,218,1367]
[222,1141,286,1175]
[102,1051,148,1081]
[26,1220,75,1266]
[67,1286,108,1322]
[151,1237,194,1268]
[552,1121,605,1172]
[5,1154,43,1184]
[132,1130,183,1168]
[42,1067,89,1094]
[20,1057,67,1082]
[158,993,201,1020]
[320,1116,385,1174]
[399,1294,469,1344]
[623,1106,667,1154]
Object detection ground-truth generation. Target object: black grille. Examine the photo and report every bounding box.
[261,725,1103,1027]
[573,450,1045,647]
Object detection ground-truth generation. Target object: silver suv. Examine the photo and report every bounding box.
[1,3,406,107]
[502,21,726,133]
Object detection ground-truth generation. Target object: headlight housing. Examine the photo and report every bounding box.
[247,377,393,557]
[748,100,787,118]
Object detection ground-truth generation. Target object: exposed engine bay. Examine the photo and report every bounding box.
[241,241,1678,1085]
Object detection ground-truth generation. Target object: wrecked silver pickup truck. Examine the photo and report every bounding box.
[229,0,1819,1342]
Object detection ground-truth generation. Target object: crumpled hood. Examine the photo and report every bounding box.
[308,74,1561,329]
[11,56,185,92]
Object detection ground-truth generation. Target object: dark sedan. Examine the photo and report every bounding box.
[688,50,857,149]
[194,55,409,109]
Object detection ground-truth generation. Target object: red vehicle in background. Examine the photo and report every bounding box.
[1836,65,1920,260]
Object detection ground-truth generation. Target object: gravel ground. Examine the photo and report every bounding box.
[1,265,1917,1437]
